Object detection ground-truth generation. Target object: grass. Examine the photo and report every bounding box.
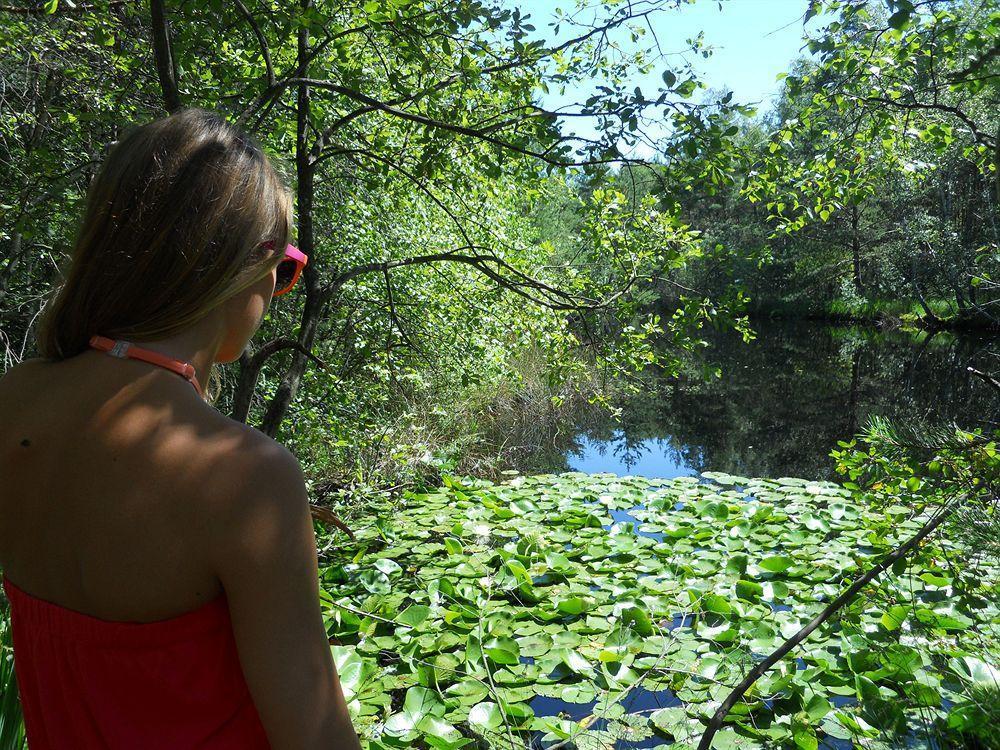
[293,345,614,530]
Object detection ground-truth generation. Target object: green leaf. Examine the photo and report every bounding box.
[650,706,687,736]
[483,636,520,665]
[759,555,794,573]
[793,724,818,750]
[397,604,431,628]
[555,596,592,616]
[888,9,911,29]
[621,605,654,636]
[374,558,402,575]
[736,579,764,601]
[805,694,832,721]
[468,701,504,730]
[880,605,908,632]
[676,79,697,97]
[702,594,733,616]
[951,656,1000,686]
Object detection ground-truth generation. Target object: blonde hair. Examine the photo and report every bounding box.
[34,106,294,404]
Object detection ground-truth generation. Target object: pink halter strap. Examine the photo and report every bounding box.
[89,335,203,397]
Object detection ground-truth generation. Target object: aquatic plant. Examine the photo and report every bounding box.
[317,470,998,749]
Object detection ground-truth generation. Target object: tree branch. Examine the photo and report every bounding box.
[233,0,274,89]
[0,0,130,12]
[696,497,961,750]
[149,0,182,112]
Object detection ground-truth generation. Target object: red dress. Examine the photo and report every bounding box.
[2,574,272,749]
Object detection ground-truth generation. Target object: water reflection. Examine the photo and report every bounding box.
[563,321,1000,479]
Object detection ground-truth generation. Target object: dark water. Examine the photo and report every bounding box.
[562,320,1000,481]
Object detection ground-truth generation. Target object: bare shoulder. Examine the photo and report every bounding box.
[0,358,49,396]
[198,417,304,497]
[194,418,309,544]
[193,423,357,747]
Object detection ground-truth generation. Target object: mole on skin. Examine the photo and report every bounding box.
[20,438,30,447]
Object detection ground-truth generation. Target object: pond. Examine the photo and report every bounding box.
[319,320,998,750]
[325,472,997,750]
[559,320,1000,480]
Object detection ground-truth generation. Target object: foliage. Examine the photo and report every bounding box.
[831,415,1000,747]
[314,470,999,748]
[664,0,1000,324]
[0,0,756,493]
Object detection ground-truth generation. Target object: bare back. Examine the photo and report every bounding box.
[0,350,362,749]
[0,350,262,622]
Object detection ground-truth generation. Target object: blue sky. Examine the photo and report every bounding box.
[521,0,824,153]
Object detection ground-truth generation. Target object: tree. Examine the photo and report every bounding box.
[2,0,750,439]
[743,0,999,323]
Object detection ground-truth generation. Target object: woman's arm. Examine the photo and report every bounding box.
[206,440,361,750]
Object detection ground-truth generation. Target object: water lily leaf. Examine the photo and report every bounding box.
[384,686,445,736]
[444,679,489,705]
[318,472,998,750]
[517,633,553,657]
[555,595,593,616]
[359,569,391,593]
[650,706,687,737]
[544,551,574,573]
[726,553,749,575]
[792,721,818,750]
[560,648,595,676]
[483,636,520,665]
[560,683,597,703]
[374,558,403,576]
[621,605,654,636]
[950,656,1000,686]
[710,728,744,749]
[903,680,941,707]
[329,645,373,701]
[919,571,951,587]
[736,580,764,601]
[416,715,466,744]
[880,605,909,632]
[804,694,831,720]
[759,555,795,573]
[701,594,733,616]
[467,701,504,730]
[915,606,973,631]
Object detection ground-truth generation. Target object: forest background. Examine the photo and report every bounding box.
[0,0,997,499]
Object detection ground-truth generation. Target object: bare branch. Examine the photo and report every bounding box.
[233,0,274,89]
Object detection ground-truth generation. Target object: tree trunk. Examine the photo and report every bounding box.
[149,0,181,112]
[911,248,941,326]
[230,350,264,424]
[259,292,325,437]
[0,232,24,300]
[850,204,863,294]
[259,0,317,438]
[847,348,860,436]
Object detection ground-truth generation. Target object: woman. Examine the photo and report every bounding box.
[0,107,361,749]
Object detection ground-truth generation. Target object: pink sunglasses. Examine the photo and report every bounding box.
[261,241,308,296]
